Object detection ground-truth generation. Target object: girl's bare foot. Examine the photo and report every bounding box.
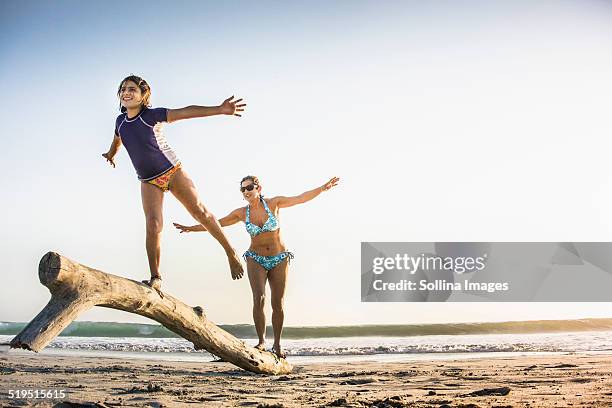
[142,276,163,298]
[228,252,244,280]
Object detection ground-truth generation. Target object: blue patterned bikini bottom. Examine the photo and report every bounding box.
[243,250,294,271]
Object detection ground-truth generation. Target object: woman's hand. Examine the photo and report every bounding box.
[173,223,194,233]
[219,95,247,117]
[102,152,116,168]
[321,176,340,192]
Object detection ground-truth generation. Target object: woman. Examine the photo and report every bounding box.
[173,175,339,358]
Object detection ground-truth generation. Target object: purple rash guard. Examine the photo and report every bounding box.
[114,107,180,181]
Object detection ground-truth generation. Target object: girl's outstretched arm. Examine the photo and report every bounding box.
[102,134,122,168]
[173,208,242,233]
[272,177,340,209]
[167,95,246,123]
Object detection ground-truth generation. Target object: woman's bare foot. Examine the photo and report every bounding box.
[142,276,163,298]
[272,344,286,359]
[227,252,244,280]
[254,342,266,351]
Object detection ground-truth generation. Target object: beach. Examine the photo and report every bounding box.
[2,352,612,407]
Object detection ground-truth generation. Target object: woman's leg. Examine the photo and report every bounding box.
[168,168,244,279]
[141,182,165,288]
[246,257,268,350]
[268,258,289,358]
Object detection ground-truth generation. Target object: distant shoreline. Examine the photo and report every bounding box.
[2,317,612,338]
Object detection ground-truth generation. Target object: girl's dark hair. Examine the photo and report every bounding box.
[117,75,152,113]
[241,175,263,197]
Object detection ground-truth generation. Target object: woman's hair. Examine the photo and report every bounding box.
[240,175,259,186]
[117,75,152,113]
[241,175,263,196]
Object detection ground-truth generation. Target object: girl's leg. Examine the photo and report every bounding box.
[246,257,268,350]
[168,168,244,279]
[141,182,165,288]
[268,258,289,358]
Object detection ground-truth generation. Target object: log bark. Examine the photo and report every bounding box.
[10,252,293,375]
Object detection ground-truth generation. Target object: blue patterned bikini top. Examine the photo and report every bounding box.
[245,197,279,237]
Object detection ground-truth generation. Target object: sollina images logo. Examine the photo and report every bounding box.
[361,242,612,302]
[369,252,508,295]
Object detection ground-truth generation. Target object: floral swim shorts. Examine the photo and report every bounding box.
[146,163,182,192]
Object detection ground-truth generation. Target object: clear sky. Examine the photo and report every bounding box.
[1,0,611,326]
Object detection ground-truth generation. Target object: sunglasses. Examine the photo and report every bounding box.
[240,184,258,192]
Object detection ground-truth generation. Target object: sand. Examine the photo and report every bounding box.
[1,352,612,407]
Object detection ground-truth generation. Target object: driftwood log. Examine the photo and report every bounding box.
[10,252,293,375]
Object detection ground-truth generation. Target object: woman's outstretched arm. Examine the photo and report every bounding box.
[173,208,242,233]
[273,177,340,209]
[167,96,246,123]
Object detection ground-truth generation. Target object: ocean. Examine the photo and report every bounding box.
[2,319,612,364]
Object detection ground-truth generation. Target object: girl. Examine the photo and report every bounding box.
[102,75,245,293]
[173,175,339,358]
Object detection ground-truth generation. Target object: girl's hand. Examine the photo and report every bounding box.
[173,223,194,233]
[321,176,340,192]
[102,152,116,168]
[219,95,247,117]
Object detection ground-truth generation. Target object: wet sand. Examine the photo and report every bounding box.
[2,352,612,407]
